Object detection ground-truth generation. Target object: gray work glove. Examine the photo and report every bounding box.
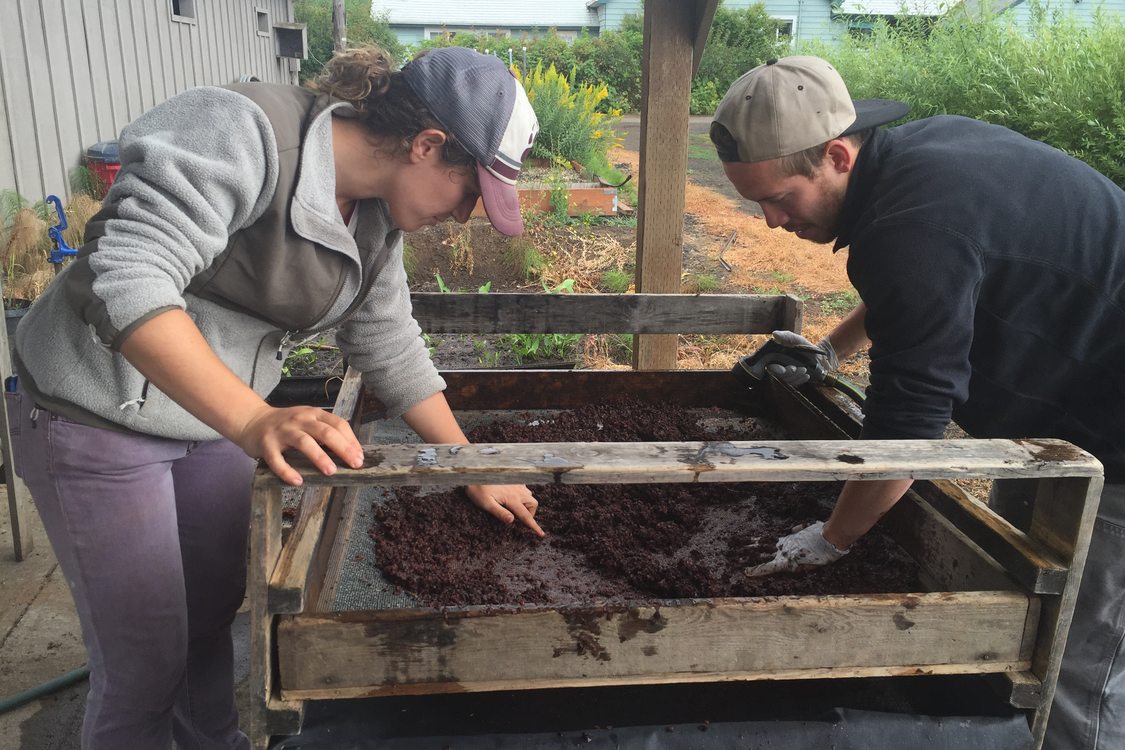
[766,330,839,386]
[745,521,849,577]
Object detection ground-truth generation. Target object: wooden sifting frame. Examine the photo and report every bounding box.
[247,293,1102,750]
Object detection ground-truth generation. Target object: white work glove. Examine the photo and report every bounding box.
[745,521,849,577]
[766,330,838,387]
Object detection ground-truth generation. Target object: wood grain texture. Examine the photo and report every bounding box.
[248,478,304,749]
[635,0,697,369]
[266,438,1102,489]
[269,368,364,614]
[408,293,801,334]
[276,591,1032,696]
[913,480,1067,595]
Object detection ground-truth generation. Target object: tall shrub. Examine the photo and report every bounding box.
[801,3,1125,187]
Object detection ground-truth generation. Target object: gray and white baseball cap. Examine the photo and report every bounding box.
[402,47,540,235]
[713,56,908,163]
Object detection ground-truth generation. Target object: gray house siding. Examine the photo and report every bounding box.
[1,0,300,203]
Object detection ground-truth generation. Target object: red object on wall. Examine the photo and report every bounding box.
[88,161,121,193]
[85,141,120,196]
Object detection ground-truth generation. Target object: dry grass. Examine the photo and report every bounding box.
[2,208,53,302]
[525,223,634,292]
[445,224,475,276]
[1,194,101,303]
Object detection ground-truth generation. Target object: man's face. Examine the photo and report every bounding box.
[722,155,849,245]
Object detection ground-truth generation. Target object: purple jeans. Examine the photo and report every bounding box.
[8,390,254,749]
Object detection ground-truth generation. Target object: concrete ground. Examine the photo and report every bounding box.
[0,501,250,749]
[0,502,88,748]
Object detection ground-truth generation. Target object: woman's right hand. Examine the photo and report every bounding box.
[235,404,365,486]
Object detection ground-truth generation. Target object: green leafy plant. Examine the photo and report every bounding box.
[504,241,548,282]
[434,271,452,294]
[293,0,404,81]
[498,278,581,364]
[281,345,317,377]
[600,269,632,293]
[686,274,721,293]
[820,289,861,315]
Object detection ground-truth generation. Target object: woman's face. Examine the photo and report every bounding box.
[388,133,481,232]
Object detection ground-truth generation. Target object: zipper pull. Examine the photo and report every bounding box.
[277,331,292,361]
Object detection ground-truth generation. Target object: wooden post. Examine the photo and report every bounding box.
[1024,476,1104,748]
[632,0,699,370]
[0,277,33,560]
[249,476,304,749]
[332,0,346,53]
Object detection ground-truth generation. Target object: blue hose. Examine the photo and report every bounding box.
[0,664,89,714]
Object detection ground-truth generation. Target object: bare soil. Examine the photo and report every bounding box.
[369,398,921,609]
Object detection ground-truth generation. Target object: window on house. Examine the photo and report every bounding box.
[256,8,270,36]
[772,17,796,43]
[171,0,197,21]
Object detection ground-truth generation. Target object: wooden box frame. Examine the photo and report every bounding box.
[249,293,1102,750]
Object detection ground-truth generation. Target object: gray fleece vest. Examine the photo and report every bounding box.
[80,83,390,337]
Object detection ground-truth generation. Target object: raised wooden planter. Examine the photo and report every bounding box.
[247,293,1102,750]
[471,181,618,218]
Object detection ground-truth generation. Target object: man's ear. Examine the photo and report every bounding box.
[824,139,857,174]
[409,128,448,162]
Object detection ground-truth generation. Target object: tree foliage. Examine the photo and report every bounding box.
[293,0,404,82]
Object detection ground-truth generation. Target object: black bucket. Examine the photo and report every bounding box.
[4,300,30,348]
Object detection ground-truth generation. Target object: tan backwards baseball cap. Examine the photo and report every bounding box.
[712,56,909,163]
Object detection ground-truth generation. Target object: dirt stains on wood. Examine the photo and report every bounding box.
[555,611,611,661]
[836,453,865,464]
[892,612,916,630]
[616,608,668,642]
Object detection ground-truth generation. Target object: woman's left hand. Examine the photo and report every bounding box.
[466,484,544,537]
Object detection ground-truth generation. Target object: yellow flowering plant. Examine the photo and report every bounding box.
[516,63,622,173]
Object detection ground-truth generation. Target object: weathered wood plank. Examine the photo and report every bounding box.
[635,0,697,369]
[882,492,1015,593]
[277,591,1031,697]
[269,368,363,614]
[269,438,1102,489]
[912,480,1068,595]
[280,663,1034,701]
[408,293,800,334]
[433,370,756,413]
[1027,476,1104,745]
[249,477,304,749]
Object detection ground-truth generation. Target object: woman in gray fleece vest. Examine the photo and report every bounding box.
[8,46,541,748]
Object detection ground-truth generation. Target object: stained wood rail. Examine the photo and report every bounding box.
[278,591,1035,700]
[277,437,1101,487]
[408,292,802,334]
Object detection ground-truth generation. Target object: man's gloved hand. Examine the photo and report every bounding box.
[766,330,838,386]
[745,521,849,577]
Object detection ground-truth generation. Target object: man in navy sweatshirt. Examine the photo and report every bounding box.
[710,55,1125,749]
